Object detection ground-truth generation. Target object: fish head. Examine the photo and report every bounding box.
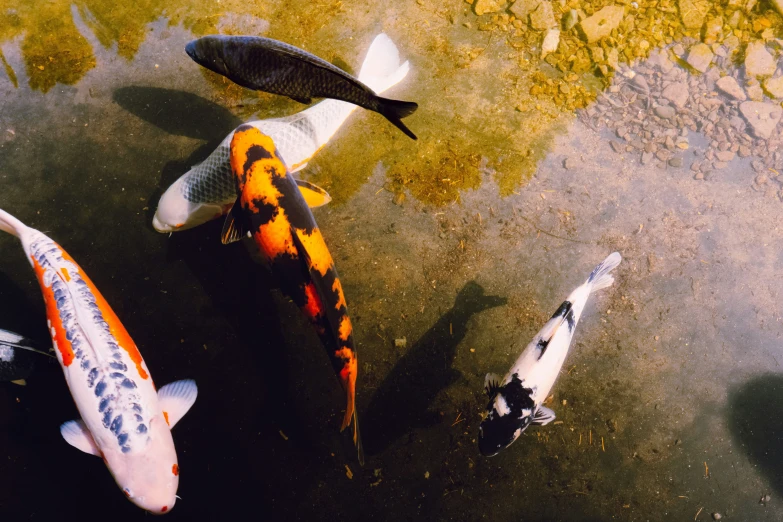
[152,176,229,233]
[185,37,230,78]
[105,415,180,514]
[477,374,536,457]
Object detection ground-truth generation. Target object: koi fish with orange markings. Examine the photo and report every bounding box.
[223,125,364,465]
[0,208,197,513]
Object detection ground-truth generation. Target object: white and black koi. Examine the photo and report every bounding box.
[478,252,622,457]
[0,328,52,385]
[0,209,197,514]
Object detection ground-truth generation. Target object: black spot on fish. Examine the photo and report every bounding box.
[99,397,111,412]
[109,362,127,371]
[536,337,550,359]
[551,300,572,320]
[134,414,143,422]
[137,424,147,434]
[110,372,124,379]
[80,359,89,369]
[121,446,131,454]
[95,381,107,396]
[118,433,129,445]
[271,174,317,233]
[102,409,113,428]
[565,309,576,331]
[110,415,123,435]
[132,403,142,413]
[478,374,536,456]
[242,144,273,178]
[247,197,278,227]
[112,352,122,360]
[121,378,137,389]
[87,368,99,387]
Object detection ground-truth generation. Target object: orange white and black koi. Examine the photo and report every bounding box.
[223,125,363,464]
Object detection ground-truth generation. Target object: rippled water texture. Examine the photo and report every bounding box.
[2,1,783,520]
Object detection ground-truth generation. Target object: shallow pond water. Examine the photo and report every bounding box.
[2,1,783,520]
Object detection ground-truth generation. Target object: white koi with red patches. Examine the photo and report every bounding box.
[0,208,197,514]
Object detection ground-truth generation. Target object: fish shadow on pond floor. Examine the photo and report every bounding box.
[112,86,243,224]
[728,374,783,498]
[363,281,507,456]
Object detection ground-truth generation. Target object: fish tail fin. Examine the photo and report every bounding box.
[357,33,410,95]
[351,409,365,466]
[586,252,622,291]
[0,208,27,238]
[376,98,419,140]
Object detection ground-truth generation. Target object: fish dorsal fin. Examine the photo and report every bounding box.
[484,373,502,397]
[531,406,556,426]
[60,419,101,456]
[158,379,198,429]
[221,197,247,245]
[11,379,26,386]
[295,179,332,208]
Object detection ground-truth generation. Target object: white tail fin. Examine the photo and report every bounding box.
[586,252,622,291]
[357,33,411,95]
[0,208,28,238]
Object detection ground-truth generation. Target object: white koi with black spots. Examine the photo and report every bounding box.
[478,252,621,457]
[0,208,197,514]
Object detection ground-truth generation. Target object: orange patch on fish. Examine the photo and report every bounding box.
[60,267,70,281]
[338,316,352,342]
[31,256,74,366]
[332,279,347,311]
[172,464,179,476]
[163,411,170,426]
[302,281,324,320]
[254,215,296,260]
[294,228,334,276]
[56,247,149,380]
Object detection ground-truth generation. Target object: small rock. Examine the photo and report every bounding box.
[473,0,506,15]
[756,174,768,184]
[747,83,764,102]
[739,145,752,157]
[764,77,783,99]
[694,171,704,180]
[686,43,713,73]
[393,192,405,206]
[655,105,676,119]
[669,157,683,167]
[656,149,671,161]
[509,0,540,20]
[678,0,710,29]
[740,101,783,138]
[771,0,783,17]
[641,151,653,164]
[577,5,624,43]
[716,150,736,162]
[703,16,723,44]
[530,0,556,30]
[541,28,560,58]
[716,76,746,100]
[760,493,771,505]
[610,140,624,153]
[394,337,407,348]
[662,82,689,108]
[714,161,728,169]
[712,513,722,521]
[745,41,777,78]
[564,157,577,169]
[562,9,578,31]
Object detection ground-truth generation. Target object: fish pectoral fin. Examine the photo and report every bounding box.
[221,198,246,245]
[290,95,312,104]
[60,419,101,456]
[484,373,502,397]
[290,162,308,174]
[531,406,556,426]
[157,379,198,429]
[295,179,332,208]
[10,379,26,386]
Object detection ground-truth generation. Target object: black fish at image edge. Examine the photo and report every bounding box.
[185,35,419,140]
